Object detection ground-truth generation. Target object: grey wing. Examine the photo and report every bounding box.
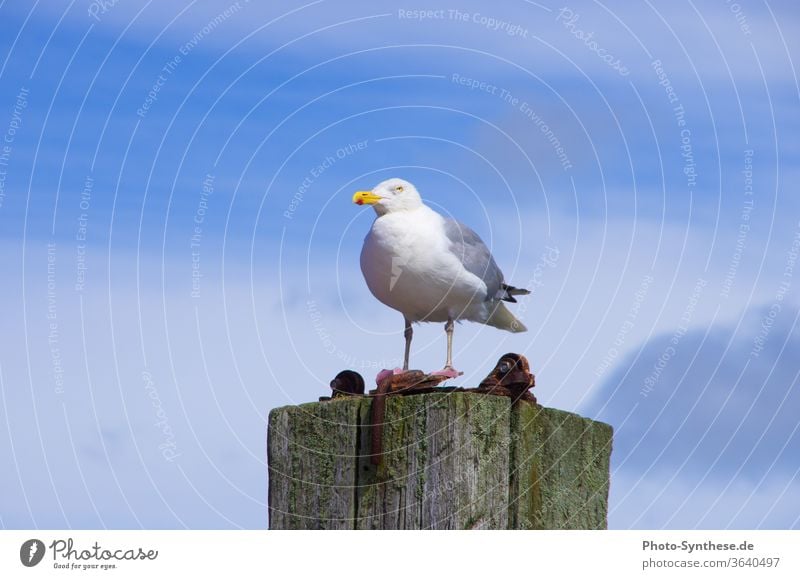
[442,218,505,301]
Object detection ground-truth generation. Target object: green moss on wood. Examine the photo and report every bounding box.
[268,392,611,530]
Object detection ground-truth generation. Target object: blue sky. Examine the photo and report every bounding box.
[0,0,798,529]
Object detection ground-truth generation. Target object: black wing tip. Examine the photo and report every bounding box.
[500,284,531,302]
[502,283,531,294]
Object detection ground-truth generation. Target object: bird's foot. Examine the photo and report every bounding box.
[430,366,463,379]
[375,367,409,385]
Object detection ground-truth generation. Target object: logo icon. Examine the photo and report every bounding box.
[20,539,45,567]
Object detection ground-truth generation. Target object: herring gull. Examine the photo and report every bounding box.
[353,178,529,378]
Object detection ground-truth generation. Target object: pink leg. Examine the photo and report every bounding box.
[430,318,462,378]
[403,317,412,371]
[376,317,415,384]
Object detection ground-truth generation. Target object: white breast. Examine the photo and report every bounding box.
[360,207,488,322]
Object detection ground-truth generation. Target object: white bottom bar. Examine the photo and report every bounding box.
[1,530,797,578]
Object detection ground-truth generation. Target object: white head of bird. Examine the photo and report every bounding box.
[352,178,423,216]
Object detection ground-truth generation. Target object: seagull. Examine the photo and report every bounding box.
[353,178,530,378]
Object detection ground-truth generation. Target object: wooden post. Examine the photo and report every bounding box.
[268,392,612,530]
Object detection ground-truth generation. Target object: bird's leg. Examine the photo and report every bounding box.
[403,317,413,371]
[431,317,463,378]
[376,317,413,384]
[445,317,454,369]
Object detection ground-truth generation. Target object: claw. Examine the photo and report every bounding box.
[430,367,463,379]
[375,367,406,385]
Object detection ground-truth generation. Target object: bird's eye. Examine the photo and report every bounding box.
[395,186,404,192]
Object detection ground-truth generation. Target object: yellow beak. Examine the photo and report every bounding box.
[353,191,382,205]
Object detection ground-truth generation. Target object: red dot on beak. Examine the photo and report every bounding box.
[356,199,363,205]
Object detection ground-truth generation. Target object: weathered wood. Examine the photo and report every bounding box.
[355,393,510,529]
[268,392,612,529]
[509,403,613,529]
[267,398,360,529]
